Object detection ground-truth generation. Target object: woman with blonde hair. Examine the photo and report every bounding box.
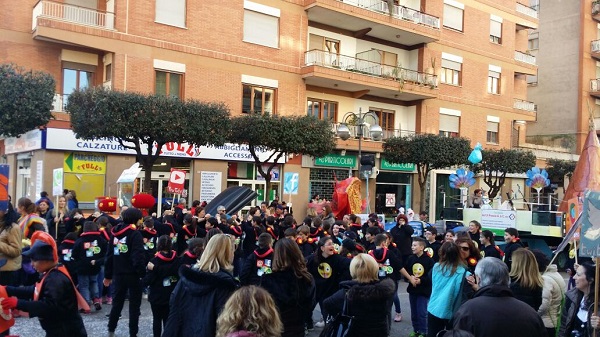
[162,234,239,337]
[216,286,283,337]
[509,248,544,311]
[323,253,395,337]
[48,195,69,241]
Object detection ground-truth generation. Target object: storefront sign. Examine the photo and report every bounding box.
[4,129,42,154]
[200,171,222,203]
[45,128,285,163]
[64,152,106,174]
[481,209,517,230]
[315,154,356,168]
[380,159,415,172]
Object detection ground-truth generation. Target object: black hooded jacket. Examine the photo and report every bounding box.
[143,250,180,306]
[369,247,403,282]
[71,231,107,275]
[162,266,238,337]
[323,278,395,337]
[104,223,146,280]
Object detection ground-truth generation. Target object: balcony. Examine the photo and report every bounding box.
[331,123,415,140]
[303,50,438,101]
[514,51,537,76]
[591,79,600,98]
[592,40,600,60]
[32,0,115,31]
[593,1,600,22]
[515,3,538,30]
[305,0,440,46]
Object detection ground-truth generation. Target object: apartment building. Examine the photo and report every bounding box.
[1,0,537,216]
[527,0,599,156]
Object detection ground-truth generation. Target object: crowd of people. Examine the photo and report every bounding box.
[0,192,597,337]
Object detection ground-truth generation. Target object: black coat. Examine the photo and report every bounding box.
[71,232,107,275]
[261,269,316,337]
[503,239,525,270]
[482,244,503,259]
[453,284,547,337]
[510,278,543,311]
[369,247,403,282]
[104,223,146,279]
[306,253,351,301]
[323,279,395,337]
[7,268,87,337]
[239,247,273,286]
[176,225,197,256]
[140,227,158,264]
[143,250,180,306]
[162,266,238,337]
[390,223,414,256]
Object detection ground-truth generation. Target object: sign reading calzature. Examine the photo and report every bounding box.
[200,171,222,203]
[45,128,285,163]
[315,154,357,168]
[481,209,517,231]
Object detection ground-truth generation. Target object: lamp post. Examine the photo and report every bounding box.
[336,108,383,213]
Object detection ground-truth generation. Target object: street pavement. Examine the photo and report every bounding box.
[10,273,571,337]
[10,285,414,337]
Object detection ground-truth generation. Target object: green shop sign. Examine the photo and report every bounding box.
[315,154,357,168]
[380,159,415,172]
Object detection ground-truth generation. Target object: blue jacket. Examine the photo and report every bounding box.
[428,263,467,319]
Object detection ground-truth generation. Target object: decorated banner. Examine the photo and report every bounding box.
[0,165,8,212]
[578,191,600,257]
[566,197,582,239]
[167,169,186,194]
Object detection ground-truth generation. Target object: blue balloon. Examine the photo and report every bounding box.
[468,142,483,164]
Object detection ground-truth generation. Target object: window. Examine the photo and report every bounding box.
[104,63,112,82]
[155,71,183,98]
[62,63,95,109]
[443,2,464,32]
[441,58,461,85]
[242,84,276,114]
[155,0,186,27]
[243,2,280,48]
[307,99,338,121]
[490,16,502,44]
[371,108,395,138]
[488,70,500,94]
[439,113,460,138]
[487,121,499,143]
[528,38,539,50]
[309,34,340,54]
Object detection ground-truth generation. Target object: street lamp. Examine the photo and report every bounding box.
[337,108,382,213]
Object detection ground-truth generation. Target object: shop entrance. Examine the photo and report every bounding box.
[375,172,411,216]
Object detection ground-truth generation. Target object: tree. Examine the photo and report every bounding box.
[546,158,576,193]
[67,87,230,194]
[0,63,55,137]
[470,149,536,199]
[227,113,335,202]
[382,134,471,210]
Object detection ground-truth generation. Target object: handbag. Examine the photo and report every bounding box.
[319,294,354,337]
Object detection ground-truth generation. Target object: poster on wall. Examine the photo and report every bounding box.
[35,161,43,199]
[200,171,222,203]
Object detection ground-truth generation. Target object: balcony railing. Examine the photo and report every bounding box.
[305,50,438,88]
[515,51,536,65]
[593,1,600,16]
[356,0,440,29]
[331,123,415,140]
[516,2,538,19]
[52,93,67,112]
[593,40,600,53]
[513,99,537,112]
[591,79,600,91]
[32,0,115,30]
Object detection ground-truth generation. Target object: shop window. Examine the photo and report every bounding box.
[228,162,255,179]
[309,169,351,203]
[307,98,338,121]
[155,71,183,98]
[242,84,276,114]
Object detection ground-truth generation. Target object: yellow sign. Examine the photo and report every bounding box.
[64,152,106,174]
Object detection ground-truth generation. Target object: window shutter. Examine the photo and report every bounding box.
[244,10,279,48]
[439,114,460,133]
[156,0,186,27]
[443,4,463,31]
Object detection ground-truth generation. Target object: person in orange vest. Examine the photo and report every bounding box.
[1,235,87,337]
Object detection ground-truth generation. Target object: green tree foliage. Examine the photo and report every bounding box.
[470,149,536,199]
[67,87,230,194]
[546,158,576,192]
[228,113,335,201]
[0,63,55,137]
[383,134,471,209]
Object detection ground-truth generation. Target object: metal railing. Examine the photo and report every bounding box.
[331,123,415,139]
[516,2,539,19]
[515,51,536,65]
[591,79,600,91]
[32,0,114,30]
[513,99,537,112]
[305,50,438,87]
[592,40,600,53]
[52,93,67,112]
[362,0,440,29]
